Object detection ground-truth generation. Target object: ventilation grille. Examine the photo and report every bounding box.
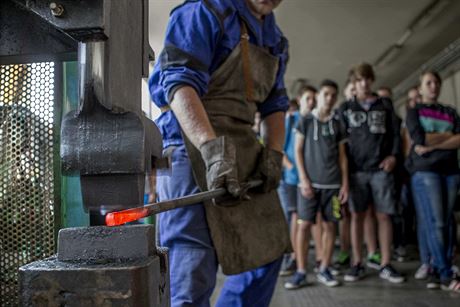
[0,62,56,306]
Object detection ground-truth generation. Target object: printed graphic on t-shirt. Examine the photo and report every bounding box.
[345,110,366,128]
[368,111,386,134]
[321,124,334,137]
[344,109,386,134]
[419,108,454,133]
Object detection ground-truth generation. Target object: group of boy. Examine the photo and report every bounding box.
[279,62,406,289]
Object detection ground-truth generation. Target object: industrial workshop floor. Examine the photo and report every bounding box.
[211,250,460,307]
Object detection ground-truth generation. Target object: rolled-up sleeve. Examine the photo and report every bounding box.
[258,36,289,118]
[149,2,222,106]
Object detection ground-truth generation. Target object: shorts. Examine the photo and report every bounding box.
[277,181,298,219]
[348,171,396,215]
[297,188,340,223]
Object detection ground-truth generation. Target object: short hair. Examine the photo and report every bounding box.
[298,85,317,96]
[290,78,310,98]
[320,79,338,92]
[288,98,299,109]
[349,62,375,82]
[420,70,442,85]
[378,86,392,95]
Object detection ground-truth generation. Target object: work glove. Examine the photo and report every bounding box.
[199,136,241,198]
[255,147,283,193]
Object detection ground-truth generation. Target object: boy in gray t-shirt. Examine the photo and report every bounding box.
[284,80,349,289]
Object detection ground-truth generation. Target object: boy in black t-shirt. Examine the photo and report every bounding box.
[406,71,460,291]
[284,80,348,289]
[339,63,405,283]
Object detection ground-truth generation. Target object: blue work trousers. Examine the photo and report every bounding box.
[157,145,281,307]
[411,171,460,281]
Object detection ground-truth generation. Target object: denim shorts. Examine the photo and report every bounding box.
[348,171,396,214]
[277,181,298,217]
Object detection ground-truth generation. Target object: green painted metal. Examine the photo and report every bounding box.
[60,61,89,227]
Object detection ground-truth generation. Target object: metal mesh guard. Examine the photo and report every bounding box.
[0,63,56,306]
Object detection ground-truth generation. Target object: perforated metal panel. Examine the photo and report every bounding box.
[0,62,57,306]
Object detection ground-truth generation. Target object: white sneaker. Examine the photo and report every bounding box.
[414,264,430,280]
[317,268,340,287]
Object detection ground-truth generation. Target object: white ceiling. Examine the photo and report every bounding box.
[149,0,460,96]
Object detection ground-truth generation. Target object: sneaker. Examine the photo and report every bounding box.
[414,264,430,280]
[379,264,405,283]
[426,271,440,289]
[279,258,297,277]
[440,277,460,292]
[334,250,350,267]
[317,268,340,287]
[344,263,365,282]
[367,253,382,270]
[284,272,308,290]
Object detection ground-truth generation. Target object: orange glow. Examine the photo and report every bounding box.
[105,208,149,226]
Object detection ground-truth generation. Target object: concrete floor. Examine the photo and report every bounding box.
[212,257,460,307]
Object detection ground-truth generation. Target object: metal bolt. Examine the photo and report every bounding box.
[49,2,64,17]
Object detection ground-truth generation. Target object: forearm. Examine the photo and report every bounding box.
[294,136,310,183]
[338,143,349,187]
[431,134,460,150]
[425,132,453,146]
[170,86,216,148]
[261,111,285,152]
[282,154,292,168]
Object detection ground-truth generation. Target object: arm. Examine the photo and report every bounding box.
[413,108,460,155]
[432,134,460,150]
[338,142,349,204]
[380,105,400,172]
[170,86,216,148]
[282,154,294,170]
[415,134,460,155]
[294,133,314,199]
[425,132,453,146]
[260,111,285,152]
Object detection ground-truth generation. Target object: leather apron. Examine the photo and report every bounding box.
[183,22,291,275]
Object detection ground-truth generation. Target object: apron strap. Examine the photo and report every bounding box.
[240,21,254,103]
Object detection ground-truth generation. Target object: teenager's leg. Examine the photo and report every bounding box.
[348,172,371,265]
[376,212,393,266]
[364,206,378,255]
[351,212,365,265]
[412,172,452,282]
[312,213,323,263]
[290,212,298,260]
[321,221,336,268]
[445,174,460,262]
[339,207,351,253]
[296,220,312,272]
[370,171,398,266]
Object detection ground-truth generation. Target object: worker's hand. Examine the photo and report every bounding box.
[199,136,241,197]
[255,147,283,193]
[414,145,433,156]
[379,155,396,173]
[298,180,314,199]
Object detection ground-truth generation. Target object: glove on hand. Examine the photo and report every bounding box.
[199,136,240,197]
[255,147,283,193]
